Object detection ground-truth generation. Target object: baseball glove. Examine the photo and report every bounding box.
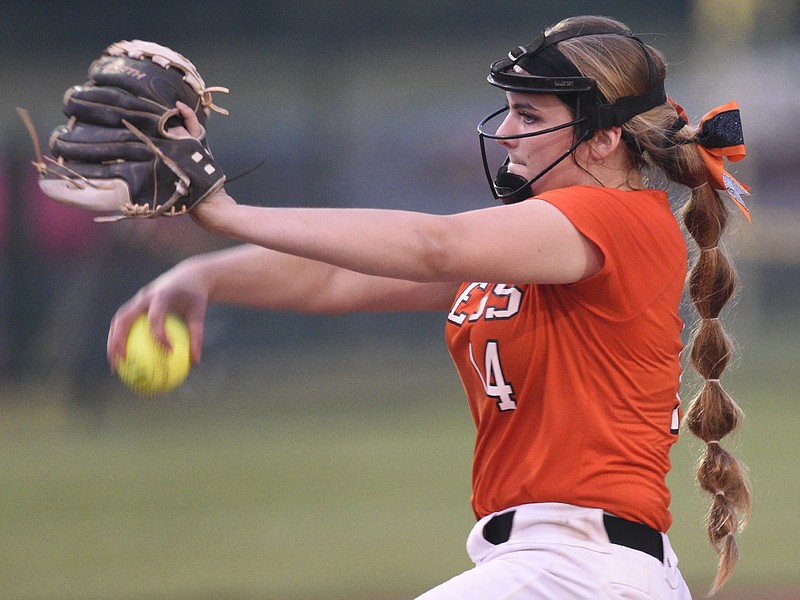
[19,40,229,220]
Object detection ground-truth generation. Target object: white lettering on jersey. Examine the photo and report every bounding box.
[469,340,517,411]
[448,283,489,325]
[448,283,523,326]
[485,284,523,320]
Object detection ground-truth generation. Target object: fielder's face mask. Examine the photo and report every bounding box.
[477,24,667,204]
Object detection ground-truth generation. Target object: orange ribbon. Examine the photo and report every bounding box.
[668,98,752,223]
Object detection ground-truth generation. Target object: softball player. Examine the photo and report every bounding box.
[107,15,751,599]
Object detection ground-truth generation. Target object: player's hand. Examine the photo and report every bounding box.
[172,100,239,226]
[107,263,209,369]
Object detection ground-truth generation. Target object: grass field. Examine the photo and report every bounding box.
[2,326,799,600]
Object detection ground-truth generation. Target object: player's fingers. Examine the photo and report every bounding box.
[177,298,207,364]
[185,318,204,364]
[106,319,120,369]
[176,101,204,138]
[147,300,205,364]
[107,304,141,368]
[146,304,171,350]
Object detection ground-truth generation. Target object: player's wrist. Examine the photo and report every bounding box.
[190,188,239,232]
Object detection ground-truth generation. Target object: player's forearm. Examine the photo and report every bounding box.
[181,243,458,314]
[195,193,459,283]
[179,244,339,312]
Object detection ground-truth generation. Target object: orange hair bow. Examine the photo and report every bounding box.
[668,98,752,223]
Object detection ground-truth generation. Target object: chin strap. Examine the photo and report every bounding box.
[493,160,531,204]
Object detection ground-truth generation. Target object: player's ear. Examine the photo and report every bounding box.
[586,126,623,160]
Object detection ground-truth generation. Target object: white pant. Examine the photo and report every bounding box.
[416,503,692,600]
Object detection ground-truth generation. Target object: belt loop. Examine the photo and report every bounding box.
[482,510,515,545]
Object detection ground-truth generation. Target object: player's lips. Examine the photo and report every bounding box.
[505,160,526,175]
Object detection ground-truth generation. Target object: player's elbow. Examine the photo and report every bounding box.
[412,215,466,282]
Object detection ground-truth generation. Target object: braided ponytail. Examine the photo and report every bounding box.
[556,16,752,594]
[645,112,752,597]
[681,185,752,595]
[643,114,752,597]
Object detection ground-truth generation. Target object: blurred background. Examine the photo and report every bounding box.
[1,1,798,599]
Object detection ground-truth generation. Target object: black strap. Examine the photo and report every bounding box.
[518,24,634,58]
[603,514,664,562]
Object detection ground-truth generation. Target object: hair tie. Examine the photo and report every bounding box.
[700,246,718,253]
[705,378,721,383]
[715,489,726,496]
[663,116,688,144]
[658,98,691,149]
[707,440,721,445]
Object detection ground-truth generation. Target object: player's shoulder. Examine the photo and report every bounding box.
[535,185,669,210]
[535,185,676,234]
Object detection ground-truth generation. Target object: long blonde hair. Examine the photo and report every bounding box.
[553,15,752,595]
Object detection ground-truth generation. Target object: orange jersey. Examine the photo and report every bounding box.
[445,186,687,532]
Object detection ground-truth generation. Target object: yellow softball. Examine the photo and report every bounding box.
[116,313,191,395]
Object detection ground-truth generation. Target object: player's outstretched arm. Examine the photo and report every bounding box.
[106,243,458,368]
[192,190,602,287]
